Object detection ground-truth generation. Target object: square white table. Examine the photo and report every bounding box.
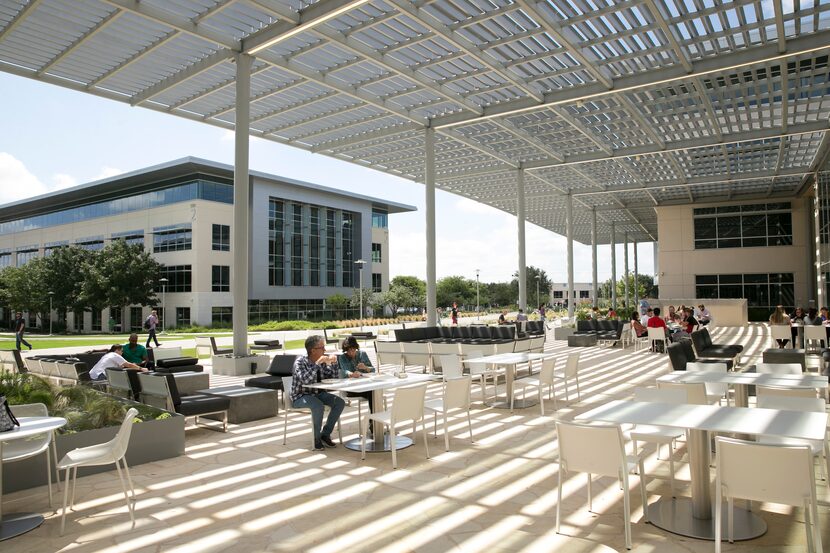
[306,373,440,452]
[657,370,827,407]
[1,416,67,541]
[462,352,556,409]
[576,400,827,541]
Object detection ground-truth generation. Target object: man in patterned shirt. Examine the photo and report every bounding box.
[291,335,346,450]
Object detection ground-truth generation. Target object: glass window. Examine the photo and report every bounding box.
[694,272,794,312]
[695,275,718,284]
[91,310,102,332]
[176,307,191,327]
[212,265,230,292]
[310,207,320,287]
[212,307,233,326]
[16,248,39,265]
[372,209,388,228]
[372,273,382,292]
[112,230,144,247]
[693,202,793,249]
[291,203,303,286]
[159,265,192,293]
[153,224,192,253]
[342,212,354,288]
[553,290,563,298]
[327,209,337,287]
[268,199,284,286]
[212,224,230,251]
[579,290,590,298]
[130,307,143,332]
[371,243,382,263]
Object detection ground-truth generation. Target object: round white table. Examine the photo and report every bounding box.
[0,416,67,541]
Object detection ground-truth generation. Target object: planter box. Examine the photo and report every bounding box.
[553,327,576,341]
[2,413,185,493]
[212,354,270,376]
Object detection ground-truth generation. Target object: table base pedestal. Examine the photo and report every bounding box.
[0,512,45,541]
[344,435,413,452]
[490,396,538,410]
[647,497,766,541]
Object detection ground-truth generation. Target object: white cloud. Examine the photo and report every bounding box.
[0,152,50,203]
[95,166,123,180]
[51,173,77,189]
[220,129,235,142]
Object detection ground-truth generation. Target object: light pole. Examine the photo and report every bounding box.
[47,291,54,336]
[159,277,168,332]
[535,275,541,309]
[475,269,480,320]
[355,259,366,330]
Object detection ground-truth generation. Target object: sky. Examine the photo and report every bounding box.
[0,72,654,285]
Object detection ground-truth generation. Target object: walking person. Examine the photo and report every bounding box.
[144,310,160,348]
[451,302,459,325]
[14,312,32,350]
[291,335,346,450]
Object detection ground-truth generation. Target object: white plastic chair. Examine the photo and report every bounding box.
[58,408,138,535]
[464,349,501,405]
[361,384,429,469]
[424,376,473,451]
[374,341,403,371]
[6,403,60,507]
[715,437,822,553]
[620,323,631,348]
[430,342,460,373]
[685,361,730,405]
[756,395,830,484]
[755,362,802,374]
[281,376,342,449]
[756,384,817,399]
[629,387,687,495]
[438,354,463,380]
[647,326,667,354]
[553,352,581,403]
[631,325,648,352]
[657,380,713,405]
[555,421,649,550]
[805,325,828,351]
[770,324,793,348]
[512,357,557,414]
[400,342,432,373]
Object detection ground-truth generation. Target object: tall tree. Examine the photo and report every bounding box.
[436,275,475,307]
[81,241,160,309]
[390,275,425,308]
[510,265,552,307]
[42,246,94,315]
[0,260,50,324]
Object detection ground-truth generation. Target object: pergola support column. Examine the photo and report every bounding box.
[517,168,527,311]
[623,232,630,313]
[610,223,617,311]
[425,127,437,325]
[816,181,826,310]
[232,53,252,356]
[634,240,639,312]
[566,192,574,318]
[591,208,598,307]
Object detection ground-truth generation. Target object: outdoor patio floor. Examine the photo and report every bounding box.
[4,324,828,552]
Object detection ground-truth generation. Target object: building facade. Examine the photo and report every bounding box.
[0,158,414,330]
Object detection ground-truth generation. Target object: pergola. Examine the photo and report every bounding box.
[1,0,829,351]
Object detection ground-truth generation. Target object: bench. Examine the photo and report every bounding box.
[250,339,283,352]
[195,336,233,357]
[149,346,203,374]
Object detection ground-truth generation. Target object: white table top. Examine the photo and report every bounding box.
[576,400,827,441]
[658,370,826,388]
[305,372,440,393]
[463,352,556,365]
[0,416,66,443]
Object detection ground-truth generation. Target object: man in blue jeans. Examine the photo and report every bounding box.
[291,335,345,450]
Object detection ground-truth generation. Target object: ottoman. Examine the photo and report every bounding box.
[197,385,278,423]
[568,334,597,347]
[171,371,210,395]
[762,348,806,372]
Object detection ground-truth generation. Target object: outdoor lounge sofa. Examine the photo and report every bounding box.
[572,320,625,345]
[245,354,299,396]
[148,347,204,373]
[138,372,230,432]
[393,325,517,344]
[690,328,743,361]
[668,339,734,371]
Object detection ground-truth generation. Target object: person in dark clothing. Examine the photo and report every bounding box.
[14,312,31,350]
[451,302,459,325]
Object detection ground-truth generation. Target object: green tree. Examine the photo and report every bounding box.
[42,246,94,316]
[509,266,552,307]
[599,274,657,309]
[326,293,350,318]
[486,282,515,307]
[385,283,416,315]
[436,275,475,307]
[0,260,50,325]
[390,276,425,308]
[81,241,161,310]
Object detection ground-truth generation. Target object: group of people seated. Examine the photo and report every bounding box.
[89,333,153,381]
[629,304,712,348]
[291,335,378,451]
[768,305,830,348]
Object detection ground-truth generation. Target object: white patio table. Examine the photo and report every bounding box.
[1,416,67,541]
[576,400,827,541]
[462,352,557,409]
[657,370,827,407]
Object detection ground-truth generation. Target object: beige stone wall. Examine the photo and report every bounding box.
[656,197,813,306]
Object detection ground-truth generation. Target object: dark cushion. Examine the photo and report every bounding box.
[409,327,428,342]
[177,394,231,416]
[246,375,283,390]
[267,354,299,376]
[439,327,454,339]
[253,340,281,347]
[157,357,200,368]
[423,327,441,340]
[73,352,106,367]
[698,357,734,370]
[457,326,472,339]
[668,341,691,371]
[155,364,203,374]
[493,326,515,340]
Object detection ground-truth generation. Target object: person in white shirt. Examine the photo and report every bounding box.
[89,344,147,381]
[641,308,653,327]
[697,304,711,326]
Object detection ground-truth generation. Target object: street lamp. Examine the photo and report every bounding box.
[535,275,541,309]
[159,277,168,332]
[475,269,480,320]
[47,291,54,336]
[355,259,366,330]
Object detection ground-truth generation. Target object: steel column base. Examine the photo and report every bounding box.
[647,498,766,541]
[0,513,45,541]
[344,435,413,452]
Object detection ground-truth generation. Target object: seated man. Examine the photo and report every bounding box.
[498,310,508,324]
[516,309,528,322]
[89,344,148,381]
[291,335,346,450]
[647,307,668,352]
[122,333,150,367]
[697,304,711,326]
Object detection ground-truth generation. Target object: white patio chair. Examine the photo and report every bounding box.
[756,384,817,399]
[361,384,429,469]
[647,326,667,354]
[770,324,793,348]
[424,376,473,451]
[553,352,581,403]
[280,377,342,449]
[757,395,830,481]
[6,403,60,508]
[715,437,822,553]
[686,361,730,405]
[400,342,432,373]
[629,387,687,495]
[555,421,649,550]
[431,343,461,374]
[374,340,403,371]
[755,362,802,374]
[464,349,501,405]
[620,323,632,348]
[804,325,827,351]
[631,325,648,352]
[657,380,714,405]
[59,408,138,535]
[512,357,557,414]
[438,354,463,380]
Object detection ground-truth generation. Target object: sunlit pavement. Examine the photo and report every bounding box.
[4,323,826,552]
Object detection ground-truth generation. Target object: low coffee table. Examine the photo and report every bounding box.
[171,371,210,395]
[197,385,278,423]
[568,334,597,347]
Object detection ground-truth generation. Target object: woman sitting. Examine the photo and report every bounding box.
[630,312,647,337]
[337,336,376,413]
[769,305,790,348]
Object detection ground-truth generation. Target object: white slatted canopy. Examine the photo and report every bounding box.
[2,0,830,244]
